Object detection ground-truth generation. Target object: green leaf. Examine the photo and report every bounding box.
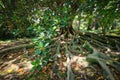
[36,58,40,64]
[42,51,48,55]
[0,1,5,8]
[35,49,41,55]
[42,61,47,66]
[37,65,41,70]
[38,41,44,47]
[30,66,36,72]
[44,42,49,47]
[31,61,37,65]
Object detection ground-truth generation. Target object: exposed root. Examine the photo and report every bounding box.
[65,45,75,80]
[0,44,34,58]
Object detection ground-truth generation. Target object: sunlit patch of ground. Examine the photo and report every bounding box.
[0,48,35,80]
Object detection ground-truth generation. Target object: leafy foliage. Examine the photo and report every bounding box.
[1,0,120,79]
[0,0,38,39]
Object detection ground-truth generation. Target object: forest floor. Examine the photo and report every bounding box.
[0,39,35,80]
[0,35,120,80]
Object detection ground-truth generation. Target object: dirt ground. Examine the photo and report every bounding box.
[0,38,120,80]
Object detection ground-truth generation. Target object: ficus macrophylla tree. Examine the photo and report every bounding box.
[38,0,86,38]
[37,0,120,37]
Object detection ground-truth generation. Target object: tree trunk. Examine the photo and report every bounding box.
[60,20,75,38]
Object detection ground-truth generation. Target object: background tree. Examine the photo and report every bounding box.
[84,0,120,34]
[0,0,40,39]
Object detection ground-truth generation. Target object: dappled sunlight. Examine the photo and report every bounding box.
[0,64,19,75]
[0,55,33,76]
[0,0,120,80]
[0,42,35,80]
[71,56,88,69]
[58,55,89,72]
